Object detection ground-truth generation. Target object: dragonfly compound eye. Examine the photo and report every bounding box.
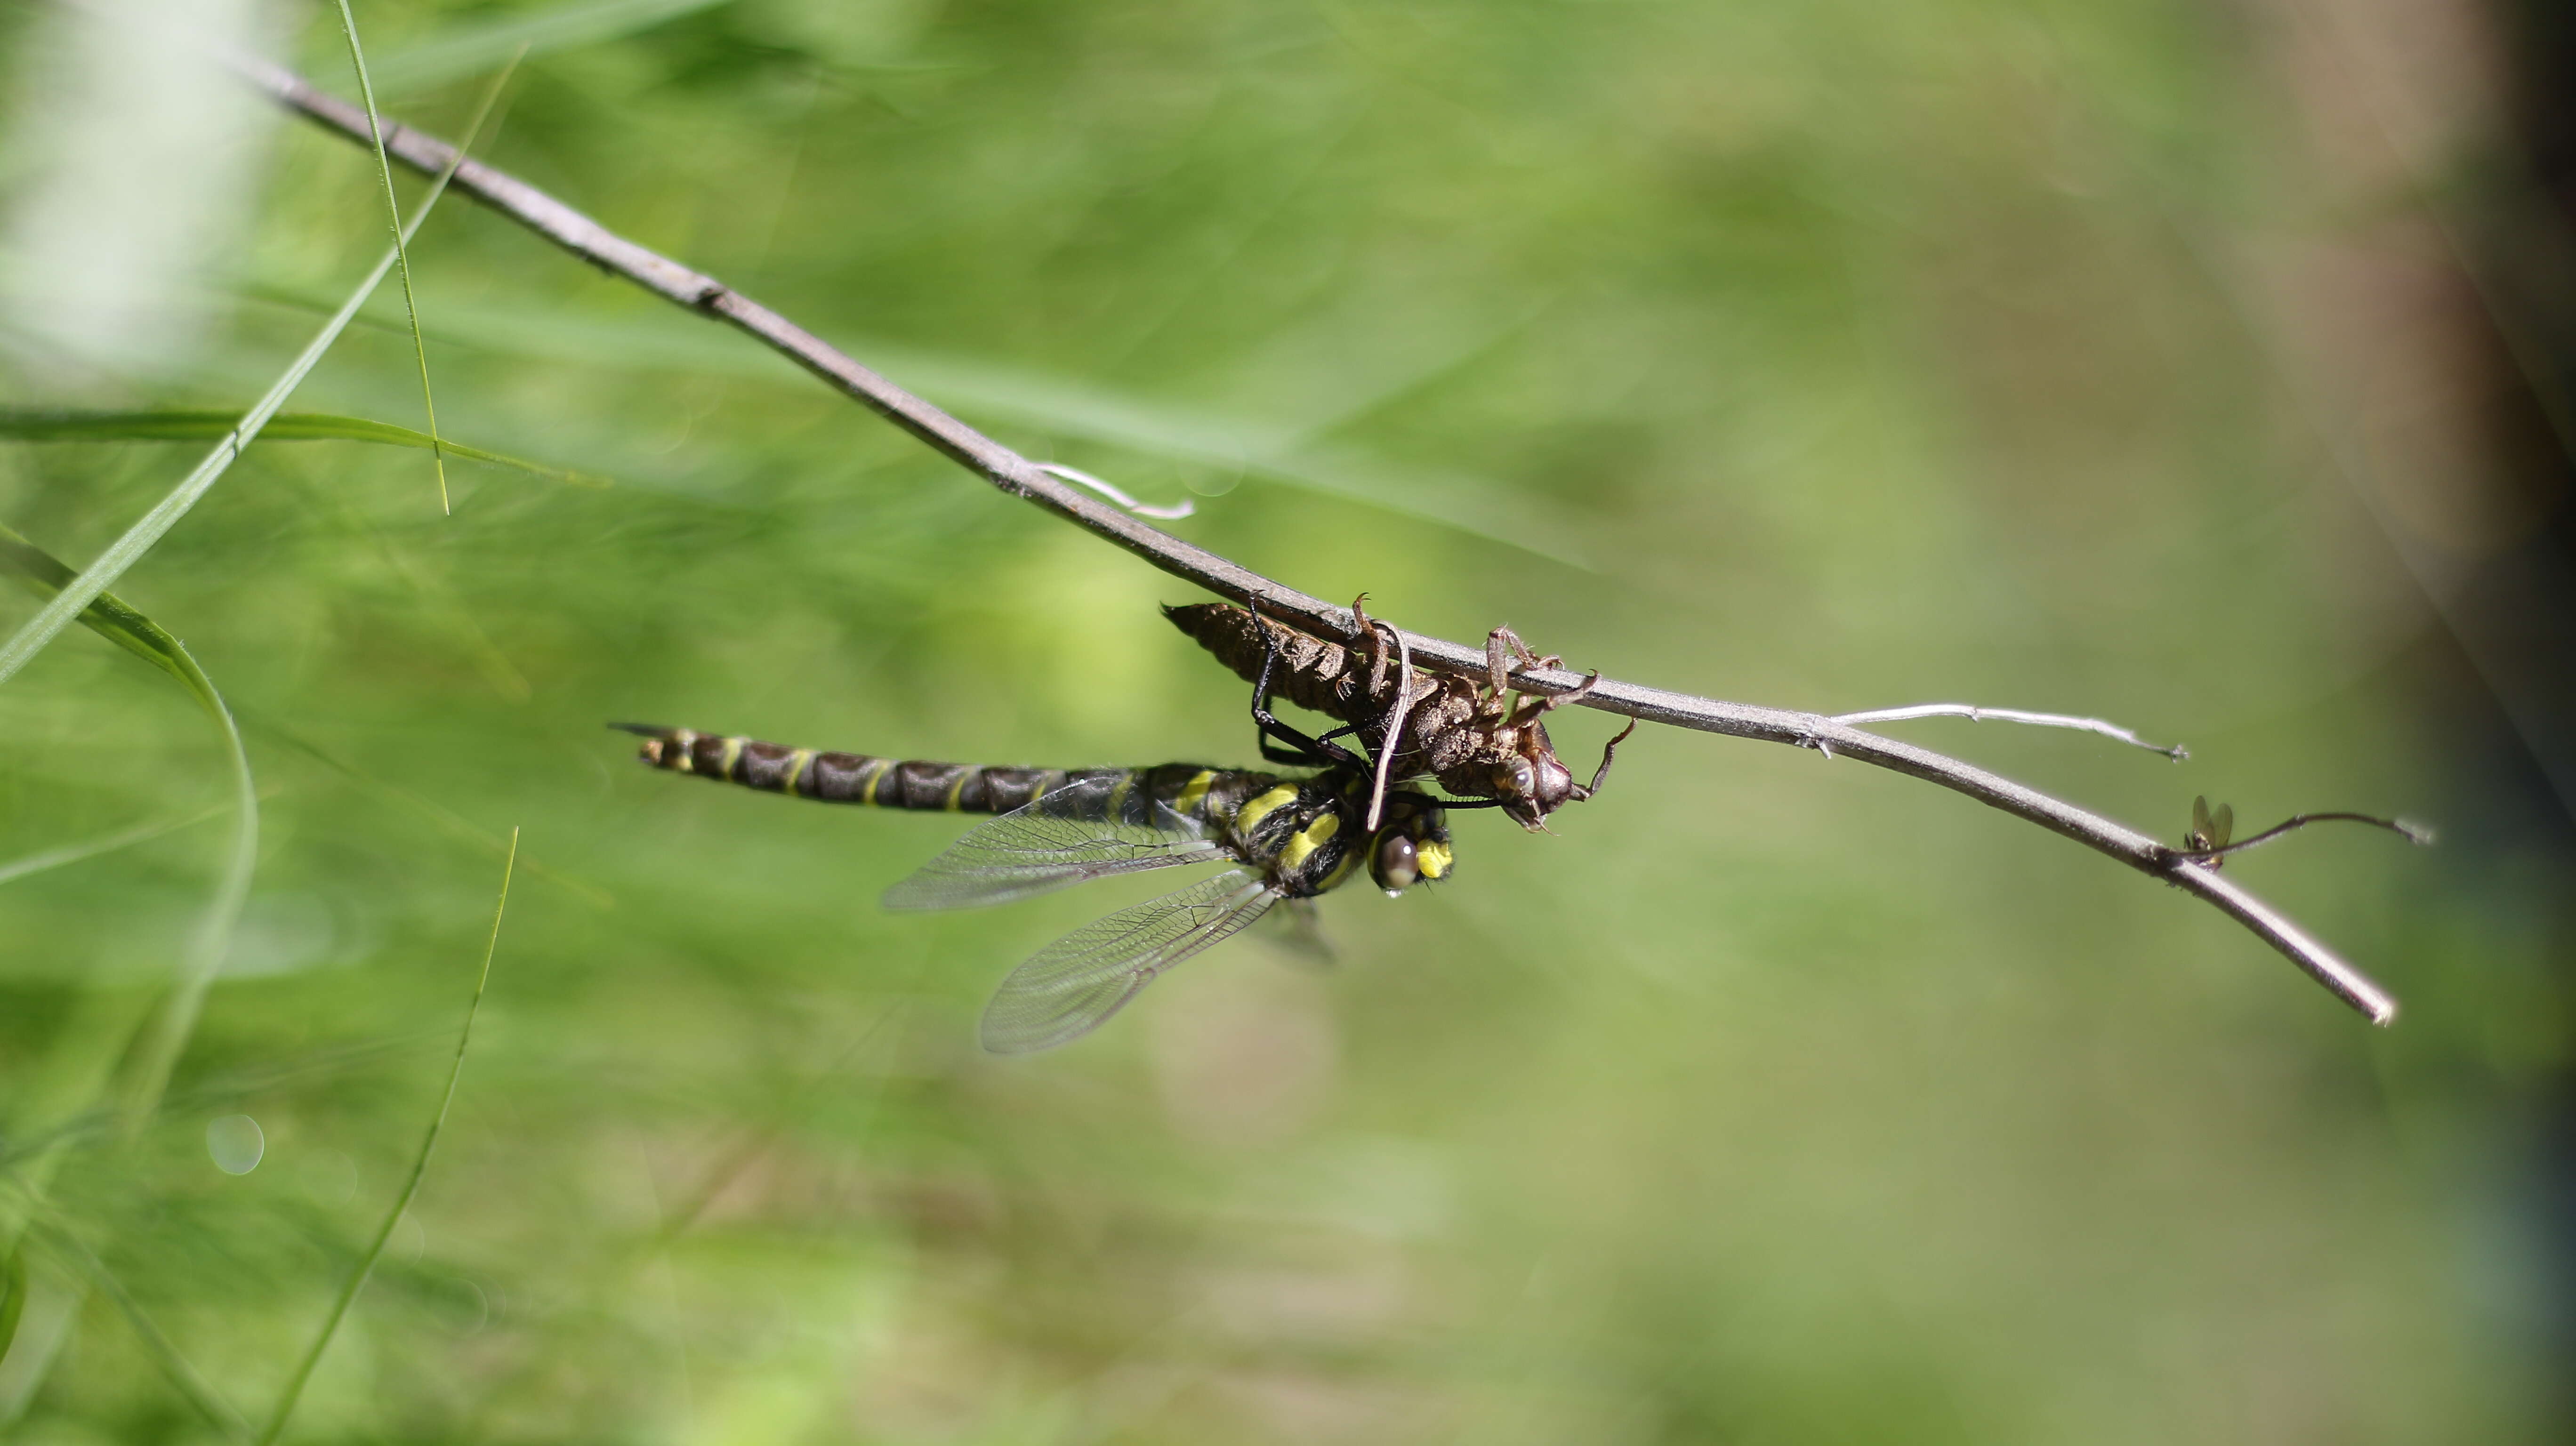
[1530,756,1575,810]
[1370,830,1420,894]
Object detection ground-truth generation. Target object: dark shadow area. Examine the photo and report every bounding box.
[2468,0,2576,1427]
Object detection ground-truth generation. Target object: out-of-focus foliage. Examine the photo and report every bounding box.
[0,0,2559,1441]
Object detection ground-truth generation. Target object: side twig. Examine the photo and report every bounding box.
[1831,703,2187,760]
[233,56,2402,1025]
[2182,811,2431,865]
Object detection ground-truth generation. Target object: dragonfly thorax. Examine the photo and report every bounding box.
[1225,770,1452,900]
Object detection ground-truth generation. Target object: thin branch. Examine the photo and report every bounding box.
[2180,811,2432,864]
[234,56,2404,1026]
[1831,703,2188,760]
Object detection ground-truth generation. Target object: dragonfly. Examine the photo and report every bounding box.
[615,707,1454,1052]
[1164,597,1636,831]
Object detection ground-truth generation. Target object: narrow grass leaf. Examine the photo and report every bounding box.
[0,1246,24,1365]
[0,523,258,1130]
[258,720,613,908]
[42,1226,248,1437]
[256,829,517,1446]
[332,0,449,512]
[0,523,232,703]
[0,802,231,890]
[370,0,732,93]
[0,64,514,694]
[0,410,609,486]
[282,295,1593,564]
[0,1032,450,1173]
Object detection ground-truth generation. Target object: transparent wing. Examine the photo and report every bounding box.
[1263,896,1337,969]
[883,772,1224,912]
[979,869,1277,1054]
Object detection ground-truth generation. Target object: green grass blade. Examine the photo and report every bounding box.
[0,802,231,889]
[41,1226,248,1437]
[0,523,226,699]
[370,0,733,93]
[258,295,1593,564]
[332,0,449,513]
[0,1246,24,1366]
[255,829,517,1446]
[0,410,610,486]
[258,720,613,908]
[0,66,514,696]
[0,521,259,1131]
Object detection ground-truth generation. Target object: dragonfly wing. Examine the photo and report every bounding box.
[1264,896,1337,968]
[979,869,1277,1053]
[883,772,1224,912]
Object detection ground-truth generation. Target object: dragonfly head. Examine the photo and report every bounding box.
[1368,794,1453,896]
[1489,751,1577,831]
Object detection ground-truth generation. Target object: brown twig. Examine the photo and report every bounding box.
[233,54,2402,1025]
[2179,811,2432,865]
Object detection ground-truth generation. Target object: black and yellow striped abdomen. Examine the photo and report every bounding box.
[622,724,1132,814]
[618,725,1282,827]
[620,724,1449,901]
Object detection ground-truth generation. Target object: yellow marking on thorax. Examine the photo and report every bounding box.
[717,736,745,780]
[1106,772,1134,817]
[670,729,700,772]
[855,756,893,805]
[1173,770,1216,818]
[784,749,814,796]
[1028,770,1062,808]
[1278,811,1339,872]
[1415,839,1453,880]
[943,769,972,810]
[1233,784,1299,839]
[1314,846,1361,892]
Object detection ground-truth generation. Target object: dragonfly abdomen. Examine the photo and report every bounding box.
[620,725,1090,814]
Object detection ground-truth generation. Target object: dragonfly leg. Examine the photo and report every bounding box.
[1569,717,1640,802]
[1259,734,1322,765]
[1247,599,1364,768]
[1487,625,1582,716]
[1539,670,1599,711]
[1352,593,1391,694]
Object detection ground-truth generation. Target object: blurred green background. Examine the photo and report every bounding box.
[2,0,2570,1439]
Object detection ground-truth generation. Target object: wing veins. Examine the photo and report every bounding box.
[979,870,1277,1053]
[883,773,1225,912]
